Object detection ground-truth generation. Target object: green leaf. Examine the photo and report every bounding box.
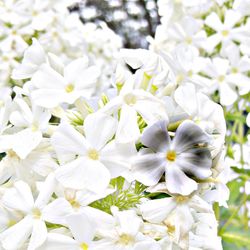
[231,166,250,176]
[222,231,250,249]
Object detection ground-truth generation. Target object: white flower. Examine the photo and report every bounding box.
[0,140,58,185]
[203,10,244,53]
[12,38,46,80]
[0,87,12,133]
[0,96,51,159]
[94,207,161,250]
[38,212,96,250]
[100,77,168,143]
[133,120,212,195]
[140,195,213,249]
[30,57,100,108]
[52,112,132,191]
[0,175,72,250]
[202,57,245,106]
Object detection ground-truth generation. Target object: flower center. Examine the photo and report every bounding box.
[87,149,99,160]
[124,94,137,106]
[217,75,225,83]
[231,67,238,74]
[163,220,176,236]
[175,195,189,203]
[65,83,74,93]
[185,36,192,44]
[166,150,176,162]
[32,207,41,219]
[221,30,229,37]
[31,122,38,132]
[118,234,134,245]
[80,242,88,250]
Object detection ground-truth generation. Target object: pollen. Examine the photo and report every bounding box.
[175,195,189,203]
[32,207,42,219]
[7,219,17,228]
[87,149,99,160]
[118,234,135,245]
[124,94,137,106]
[166,150,176,162]
[221,30,229,37]
[163,220,176,236]
[69,199,81,208]
[185,36,192,44]
[218,75,225,82]
[231,67,238,74]
[31,122,38,131]
[80,242,88,250]
[65,83,74,93]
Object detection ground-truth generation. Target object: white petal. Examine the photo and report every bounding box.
[51,122,88,164]
[37,233,78,250]
[84,112,117,150]
[116,105,140,143]
[219,83,237,106]
[205,12,223,31]
[31,89,66,108]
[166,167,198,195]
[55,158,111,192]
[0,216,33,250]
[140,197,176,223]
[42,198,73,226]
[174,83,198,117]
[133,153,165,186]
[34,173,56,209]
[12,128,42,159]
[66,212,95,244]
[31,64,66,90]
[28,220,47,250]
[64,57,89,83]
[2,181,34,213]
[224,9,242,28]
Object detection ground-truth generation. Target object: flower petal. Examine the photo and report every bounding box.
[141,120,170,153]
[140,197,176,223]
[55,158,111,192]
[133,153,165,186]
[84,112,117,150]
[66,212,95,244]
[51,122,88,164]
[172,120,210,153]
[165,167,198,195]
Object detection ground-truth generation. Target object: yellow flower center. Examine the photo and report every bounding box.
[0,100,4,108]
[31,122,38,132]
[65,83,74,93]
[231,67,238,74]
[7,219,17,228]
[80,242,88,250]
[175,195,189,203]
[221,30,229,37]
[185,36,192,44]
[218,75,225,82]
[163,220,176,236]
[32,208,41,219]
[166,150,176,162]
[87,149,99,160]
[118,234,134,245]
[124,94,137,106]
[176,74,184,85]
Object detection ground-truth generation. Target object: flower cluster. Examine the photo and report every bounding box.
[0,0,122,88]
[0,31,227,249]
[149,0,250,245]
[150,0,250,106]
